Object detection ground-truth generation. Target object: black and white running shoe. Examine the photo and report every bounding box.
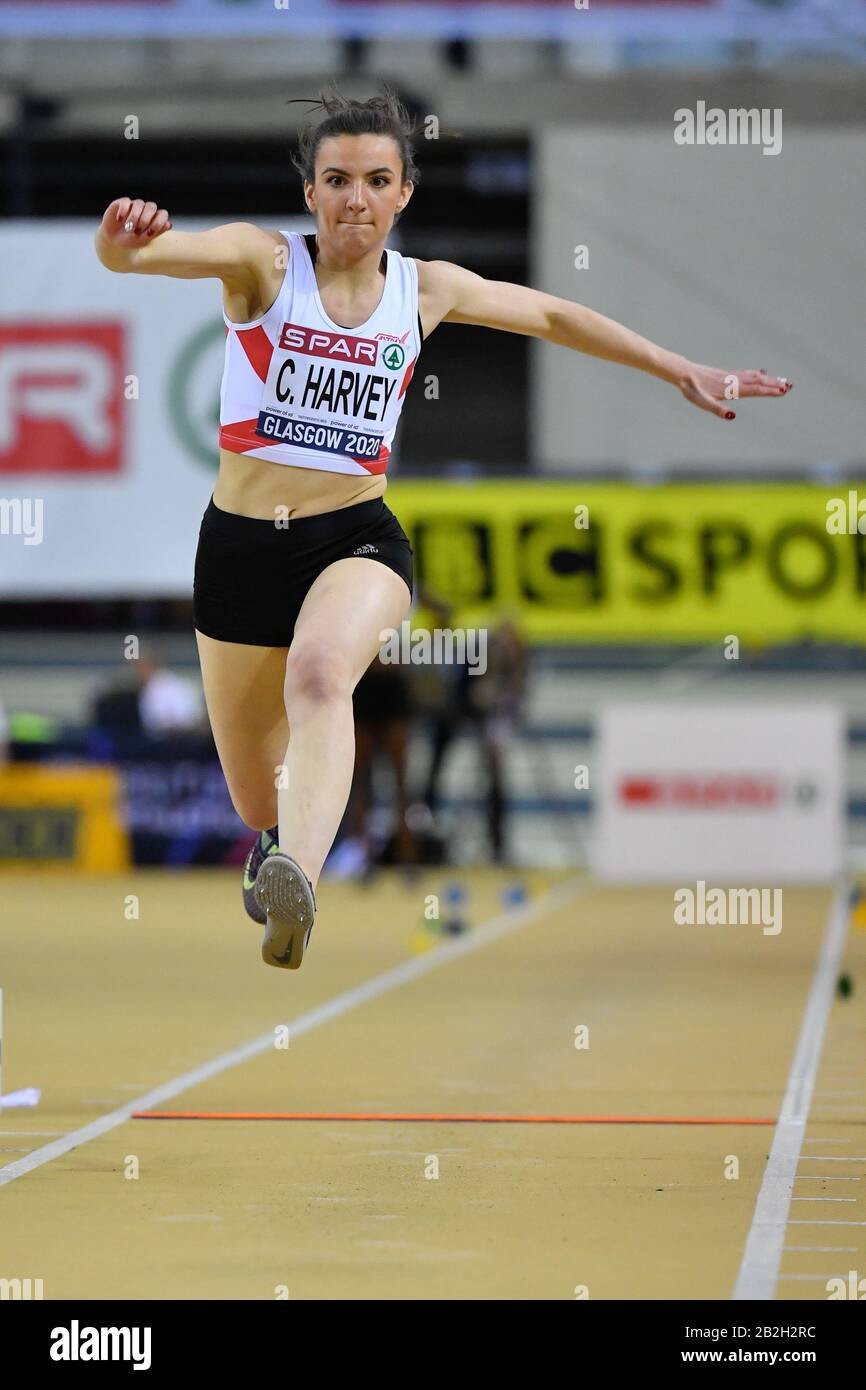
[254,851,317,970]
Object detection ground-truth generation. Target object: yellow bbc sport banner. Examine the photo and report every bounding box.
[385,480,866,643]
[0,765,131,872]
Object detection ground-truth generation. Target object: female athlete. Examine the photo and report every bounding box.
[94,86,792,972]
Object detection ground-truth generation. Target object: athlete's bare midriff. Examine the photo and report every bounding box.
[213,447,387,520]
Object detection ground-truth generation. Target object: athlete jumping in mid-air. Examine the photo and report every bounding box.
[94,85,792,972]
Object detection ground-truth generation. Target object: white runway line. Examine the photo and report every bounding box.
[777,1273,846,1281]
[732,882,852,1301]
[799,1156,866,1162]
[788,1220,866,1226]
[0,874,589,1190]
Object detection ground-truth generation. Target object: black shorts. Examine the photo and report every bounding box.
[193,495,414,647]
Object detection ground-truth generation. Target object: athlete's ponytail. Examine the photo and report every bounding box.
[286,83,422,219]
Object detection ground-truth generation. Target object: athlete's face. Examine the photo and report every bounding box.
[305,134,413,251]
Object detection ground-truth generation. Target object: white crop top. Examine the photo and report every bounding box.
[219,230,422,476]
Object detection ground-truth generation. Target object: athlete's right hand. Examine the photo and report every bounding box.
[100,197,173,248]
[94,207,272,286]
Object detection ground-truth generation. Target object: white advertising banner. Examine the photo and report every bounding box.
[0,217,309,596]
[591,701,845,882]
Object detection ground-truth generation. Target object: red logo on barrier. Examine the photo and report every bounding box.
[619,776,780,808]
[0,323,125,474]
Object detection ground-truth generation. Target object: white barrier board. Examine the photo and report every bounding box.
[591,701,844,882]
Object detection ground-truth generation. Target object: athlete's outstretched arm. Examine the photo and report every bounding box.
[426,259,792,421]
[94,197,277,293]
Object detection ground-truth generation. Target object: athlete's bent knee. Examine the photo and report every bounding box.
[284,647,352,708]
[230,791,278,832]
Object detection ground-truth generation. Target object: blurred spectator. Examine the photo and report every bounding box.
[331,649,417,879]
[91,680,142,733]
[329,580,452,880]
[422,611,528,862]
[136,648,204,735]
[91,644,205,737]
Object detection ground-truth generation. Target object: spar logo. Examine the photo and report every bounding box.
[618,775,819,809]
[375,329,410,371]
[0,323,124,474]
[381,343,405,370]
[277,323,378,363]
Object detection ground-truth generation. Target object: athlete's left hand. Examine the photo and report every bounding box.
[676,363,792,420]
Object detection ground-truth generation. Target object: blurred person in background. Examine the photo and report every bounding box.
[136,646,206,736]
[330,579,457,881]
[92,643,205,737]
[422,609,528,862]
[328,649,417,880]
